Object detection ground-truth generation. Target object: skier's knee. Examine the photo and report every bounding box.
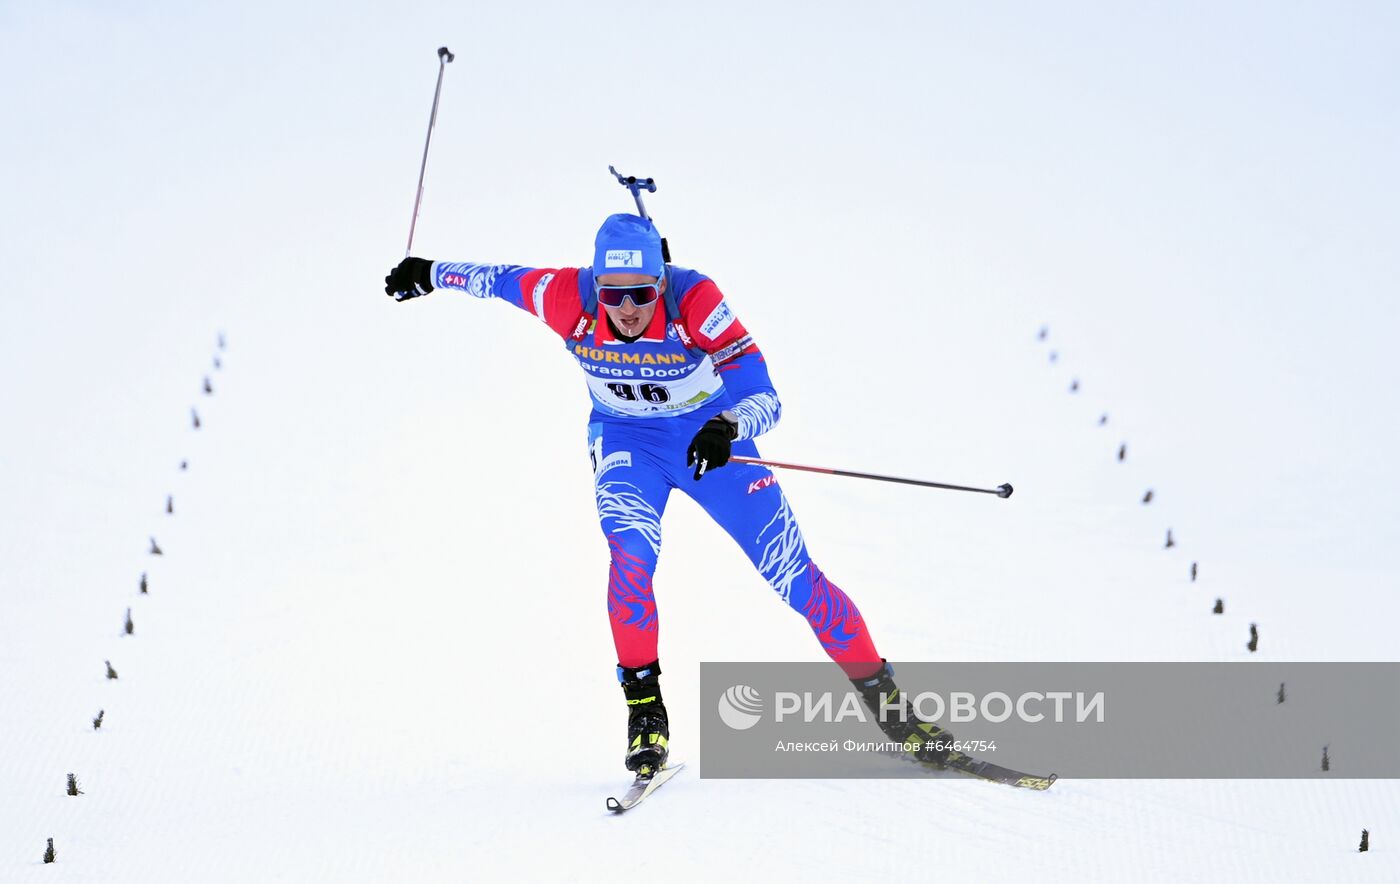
[607,531,659,574]
[608,532,660,637]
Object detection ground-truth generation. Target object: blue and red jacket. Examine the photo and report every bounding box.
[431,261,782,440]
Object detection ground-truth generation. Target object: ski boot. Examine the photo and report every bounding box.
[851,660,953,766]
[619,660,670,775]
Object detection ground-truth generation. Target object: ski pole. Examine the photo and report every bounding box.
[405,46,455,258]
[729,456,1014,498]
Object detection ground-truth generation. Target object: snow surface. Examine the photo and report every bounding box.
[3,1,1399,881]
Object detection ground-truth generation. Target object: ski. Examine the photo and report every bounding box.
[889,750,1057,790]
[606,761,685,813]
[940,751,1057,790]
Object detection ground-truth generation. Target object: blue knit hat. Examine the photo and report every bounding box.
[593,214,664,278]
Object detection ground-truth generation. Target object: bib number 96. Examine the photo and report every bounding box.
[605,382,671,404]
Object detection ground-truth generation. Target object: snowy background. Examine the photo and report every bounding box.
[3,1,1399,880]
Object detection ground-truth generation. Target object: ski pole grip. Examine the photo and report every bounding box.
[438,46,455,63]
[997,483,1014,499]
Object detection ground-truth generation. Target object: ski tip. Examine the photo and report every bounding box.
[1016,772,1058,790]
[606,760,686,814]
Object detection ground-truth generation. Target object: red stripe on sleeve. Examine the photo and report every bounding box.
[678,279,754,353]
[519,268,586,340]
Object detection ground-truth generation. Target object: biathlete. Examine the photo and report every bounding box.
[384,213,950,775]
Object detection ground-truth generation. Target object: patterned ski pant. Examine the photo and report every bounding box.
[590,412,883,679]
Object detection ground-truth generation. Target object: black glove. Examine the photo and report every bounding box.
[687,415,738,480]
[384,257,434,301]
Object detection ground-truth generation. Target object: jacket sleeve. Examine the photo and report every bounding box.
[431,261,584,340]
[678,278,781,441]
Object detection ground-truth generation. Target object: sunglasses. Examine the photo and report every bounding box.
[595,279,662,309]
